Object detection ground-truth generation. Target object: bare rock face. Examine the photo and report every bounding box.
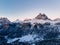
[0,18,10,29]
[35,13,49,20]
[0,18,10,24]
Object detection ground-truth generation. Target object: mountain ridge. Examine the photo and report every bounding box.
[0,13,60,45]
[0,13,60,23]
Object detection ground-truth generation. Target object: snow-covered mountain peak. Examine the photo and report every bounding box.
[13,19,23,23]
[23,13,52,24]
[0,17,10,24]
[0,13,60,45]
[54,18,60,21]
[35,13,49,20]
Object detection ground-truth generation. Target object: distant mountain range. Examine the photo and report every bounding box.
[0,13,60,45]
[0,13,60,24]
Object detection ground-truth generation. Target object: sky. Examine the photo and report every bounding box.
[0,0,60,21]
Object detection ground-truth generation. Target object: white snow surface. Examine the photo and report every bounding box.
[23,19,60,26]
[19,34,37,42]
[7,34,40,43]
[7,38,19,43]
[13,19,23,23]
[12,18,60,25]
[24,19,59,24]
[24,19,51,24]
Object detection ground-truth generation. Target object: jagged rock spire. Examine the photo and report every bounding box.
[35,13,49,20]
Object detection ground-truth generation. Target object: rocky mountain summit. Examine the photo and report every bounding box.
[0,18,10,24]
[0,13,60,45]
[35,13,49,20]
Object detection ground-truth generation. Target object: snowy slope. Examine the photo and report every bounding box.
[7,34,40,43]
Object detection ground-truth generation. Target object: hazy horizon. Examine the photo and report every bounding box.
[0,0,60,21]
